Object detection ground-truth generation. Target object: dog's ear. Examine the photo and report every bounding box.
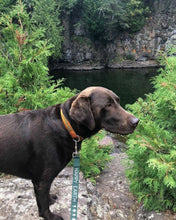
[69,95,95,130]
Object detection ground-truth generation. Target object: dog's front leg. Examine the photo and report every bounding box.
[32,180,63,220]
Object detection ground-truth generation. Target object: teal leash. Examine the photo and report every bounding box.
[71,140,80,220]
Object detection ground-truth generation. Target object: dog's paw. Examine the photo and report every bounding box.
[40,210,63,220]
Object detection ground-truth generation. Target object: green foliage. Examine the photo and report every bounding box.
[71,35,93,47]
[60,0,79,12]
[1,0,63,58]
[81,0,109,40]
[125,53,135,61]
[0,0,16,13]
[70,131,113,183]
[0,0,74,114]
[31,0,63,58]
[1,0,150,52]
[122,0,150,32]
[81,0,149,41]
[125,49,176,211]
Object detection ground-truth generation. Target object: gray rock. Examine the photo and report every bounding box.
[0,136,176,220]
[0,167,89,220]
[55,0,176,70]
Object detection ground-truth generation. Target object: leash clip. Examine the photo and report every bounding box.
[72,136,81,157]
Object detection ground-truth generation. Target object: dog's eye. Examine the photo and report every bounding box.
[107,103,112,107]
[116,97,120,103]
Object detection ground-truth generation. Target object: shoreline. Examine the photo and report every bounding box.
[50,60,160,71]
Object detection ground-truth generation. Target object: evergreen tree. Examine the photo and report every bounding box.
[80,130,113,182]
[125,49,176,211]
[31,0,63,58]
[0,0,74,114]
[80,0,149,41]
[60,0,78,13]
[0,0,16,13]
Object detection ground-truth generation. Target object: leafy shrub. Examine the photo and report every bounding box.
[122,0,150,33]
[31,0,63,58]
[81,0,149,41]
[0,0,74,114]
[125,50,176,211]
[125,53,135,61]
[70,130,113,183]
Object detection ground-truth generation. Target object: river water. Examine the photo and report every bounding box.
[52,67,158,107]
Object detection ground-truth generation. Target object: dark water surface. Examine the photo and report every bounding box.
[52,68,158,107]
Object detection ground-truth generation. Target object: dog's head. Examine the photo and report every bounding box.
[70,87,139,135]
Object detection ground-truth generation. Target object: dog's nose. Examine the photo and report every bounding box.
[130,117,139,128]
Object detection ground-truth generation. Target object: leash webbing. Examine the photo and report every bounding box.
[60,109,82,220]
[70,154,80,220]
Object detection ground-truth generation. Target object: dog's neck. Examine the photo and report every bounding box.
[60,97,100,140]
[60,108,84,141]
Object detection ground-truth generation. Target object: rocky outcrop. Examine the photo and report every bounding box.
[1,136,176,220]
[107,0,176,67]
[0,168,89,220]
[55,0,176,70]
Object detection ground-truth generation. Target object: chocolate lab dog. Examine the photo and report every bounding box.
[0,87,139,220]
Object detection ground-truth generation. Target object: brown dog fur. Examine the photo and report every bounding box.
[0,87,139,220]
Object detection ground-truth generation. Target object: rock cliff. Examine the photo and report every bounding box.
[55,0,176,70]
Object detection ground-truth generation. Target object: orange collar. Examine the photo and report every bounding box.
[60,109,83,142]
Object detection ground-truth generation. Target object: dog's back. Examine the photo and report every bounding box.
[0,110,44,178]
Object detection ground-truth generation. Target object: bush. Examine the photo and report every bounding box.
[125,49,176,211]
[0,0,74,114]
[31,0,63,58]
[81,0,149,41]
[70,130,113,183]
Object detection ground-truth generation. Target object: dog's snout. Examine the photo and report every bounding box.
[130,117,139,128]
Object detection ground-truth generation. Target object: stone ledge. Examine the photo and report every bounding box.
[0,167,89,220]
[108,60,160,69]
[51,60,160,71]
